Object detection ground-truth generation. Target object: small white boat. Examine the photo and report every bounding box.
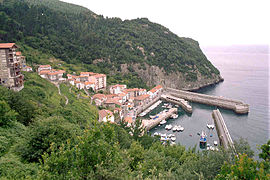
[161,136,168,141]
[171,136,176,141]
[171,114,178,119]
[214,141,218,146]
[210,146,215,151]
[160,133,166,137]
[179,126,184,131]
[165,124,172,130]
[160,120,166,125]
[207,124,215,129]
[154,132,159,136]
[164,103,169,106]
[168,134,173,138]
[175,105,179,107]
[172,126,178,132]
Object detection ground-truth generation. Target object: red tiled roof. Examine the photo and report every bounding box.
[124,116,133,124]
[99,109,114,119]
[80,72,96,76]
[94,74,106,78]
[85,81,95,85]
[39,65,51,68]
[149,85,163,93]
[134,94,150,101]
[16,51,22,56]
[92,93,107,100]
[39,70,51,75]
[0,43,17,49]
[48,70,65,75]
[117,92,127,97]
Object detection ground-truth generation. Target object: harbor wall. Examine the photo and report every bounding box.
[161,94,192,113]
[136,95,160,115]
[166,88,249,114]
[144,108,178,131]
[212,109,235,151]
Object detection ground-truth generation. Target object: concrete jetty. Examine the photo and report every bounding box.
[161,94,192,113]
[212,109,235,151]
[142,108,177,131]
[166,88,249,114]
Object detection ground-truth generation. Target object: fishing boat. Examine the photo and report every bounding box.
[160,120,166,125]
[171,136,176,141]
[165,124,172,130]
[214,141,218,146]
[172,126,178,132]
[199,131,207,149]
[207,124,215,129]
[179,126,184,131]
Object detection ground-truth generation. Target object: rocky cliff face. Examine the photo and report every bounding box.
[120,63,223,90]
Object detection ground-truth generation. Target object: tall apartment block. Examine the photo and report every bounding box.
[0,43,24,91]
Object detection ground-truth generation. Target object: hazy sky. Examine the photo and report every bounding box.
[61,0,269,46]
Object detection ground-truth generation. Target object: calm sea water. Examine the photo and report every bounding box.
[150,45,269,155]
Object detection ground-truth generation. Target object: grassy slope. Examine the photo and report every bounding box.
[0,72,98,178]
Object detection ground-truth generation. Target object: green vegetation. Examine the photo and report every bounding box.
[0,0,219,87]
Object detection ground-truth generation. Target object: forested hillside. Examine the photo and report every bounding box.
[0,0,222,89]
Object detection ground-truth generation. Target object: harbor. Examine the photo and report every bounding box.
[140,101,220,150]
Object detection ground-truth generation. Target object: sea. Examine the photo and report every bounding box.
[149,45,269,156]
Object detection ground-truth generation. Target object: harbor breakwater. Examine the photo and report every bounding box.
[166,88,249,114]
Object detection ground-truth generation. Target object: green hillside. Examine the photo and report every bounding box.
[0,0,219,88]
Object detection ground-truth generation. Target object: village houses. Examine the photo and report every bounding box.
[38,65,66,81]
[67,72,106,91]
[98,109,114,123]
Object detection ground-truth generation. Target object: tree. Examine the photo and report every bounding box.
[216,153,270,179]
[17,116,81,162]
[0,100,17,127]
[259,140,270,161]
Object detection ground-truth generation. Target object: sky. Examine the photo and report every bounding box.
[61,0,270,46]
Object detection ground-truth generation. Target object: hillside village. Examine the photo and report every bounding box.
[0,42,163,126]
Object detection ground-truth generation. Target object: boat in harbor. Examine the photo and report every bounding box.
[171,136,176,141]
[165,124,172,130]
[179,126,184,131]
[199,131,207,149]
[207,124,215,129]
[154,132,159,136]
[160,120,166,125]
[214,141,218,146]
[171,114,178,119]
[172,125,178,132]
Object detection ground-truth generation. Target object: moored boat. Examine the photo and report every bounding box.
[199,130,207,148]
[165,124,172,130]
[160,120,166,125]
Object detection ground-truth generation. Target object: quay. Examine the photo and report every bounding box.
[139,100,162,117]
[212,109,235,151]
[166,88,249,114]
[161,94,192,113]
[142,108,178,131]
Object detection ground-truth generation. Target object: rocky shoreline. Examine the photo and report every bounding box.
[183,77,224,92]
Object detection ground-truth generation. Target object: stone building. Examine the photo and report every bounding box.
[0,43,24,91]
